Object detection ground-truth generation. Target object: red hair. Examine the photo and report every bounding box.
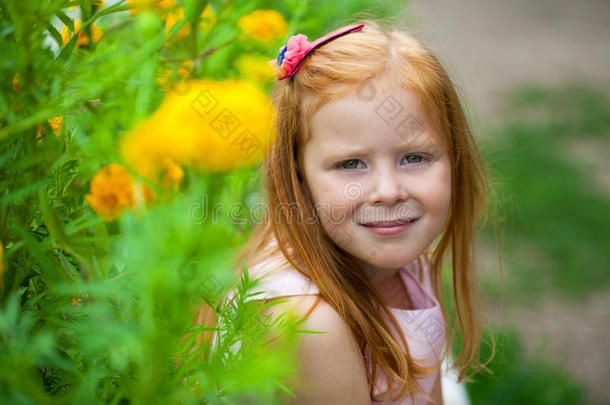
[200,19,501,403]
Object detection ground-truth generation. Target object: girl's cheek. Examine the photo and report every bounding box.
[418,163,452,213]
[311,178,357,220]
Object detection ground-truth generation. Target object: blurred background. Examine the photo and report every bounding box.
[403,1,610,404]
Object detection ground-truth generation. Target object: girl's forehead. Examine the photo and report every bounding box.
[305,86,445,149]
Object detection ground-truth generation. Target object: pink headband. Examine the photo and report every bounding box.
[269,23,365,80]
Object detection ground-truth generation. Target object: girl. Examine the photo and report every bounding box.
[204,19,497,405]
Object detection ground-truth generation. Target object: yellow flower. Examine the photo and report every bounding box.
[85,163,135,221]
[234,54,275,83]
[128,1,214,38]
[164,6,190,41]
[156,59,193,87]
[121,79,275,172]
[199,4,216,32]
[126,0,153,14]
[48,116,64,135]
[62,20,103,47]
[127,0,176,14]
[238,10,287,44]
[36,116,64,144]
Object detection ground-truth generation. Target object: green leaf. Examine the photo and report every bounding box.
[80,0,93,20]
[184,0,209,22]
[44,22,63,48]
[0,24,15,39]
[57,31,77,61]
[38,190,69,246]
[0,179,49,204]
[208,0,224,14]
[55,10,74,33]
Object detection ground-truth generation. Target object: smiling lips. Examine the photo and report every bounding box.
[360,217,420,236]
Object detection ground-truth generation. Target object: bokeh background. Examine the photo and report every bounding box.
[405,1,609,404]
[1,0,608,404]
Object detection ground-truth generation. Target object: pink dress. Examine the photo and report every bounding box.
[211,252,447,404]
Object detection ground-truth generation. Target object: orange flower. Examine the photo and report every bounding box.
[36,116,64,144]
[62,20,103,47]
[134,156,184,198]
[48,116,64,135]
[85,163,135,221]
[130,160,182,205]
[12,74,22,92]
[161,157,184,190]
[85,160,183,220]
[134,183,157,205]
[70,291,88,306]
[156,59,193,88]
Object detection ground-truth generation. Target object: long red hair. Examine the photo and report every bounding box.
[198,19,500,403]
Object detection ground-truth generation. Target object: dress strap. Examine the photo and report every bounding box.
[405,252,436,301]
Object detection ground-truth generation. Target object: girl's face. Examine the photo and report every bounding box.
[300,82,452,284]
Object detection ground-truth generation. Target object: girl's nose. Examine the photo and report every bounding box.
[367,168,408,206]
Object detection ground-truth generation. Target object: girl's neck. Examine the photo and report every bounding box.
[358,261,416,310]
[358,260,402,288]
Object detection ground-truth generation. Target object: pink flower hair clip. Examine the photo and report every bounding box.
[269,23,365,80]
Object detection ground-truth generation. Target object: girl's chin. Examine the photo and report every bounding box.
[356,254,415,270]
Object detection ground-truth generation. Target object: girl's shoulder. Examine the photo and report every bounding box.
[259,294,371,404]
[244,248,320,300]
[245,251,370,402]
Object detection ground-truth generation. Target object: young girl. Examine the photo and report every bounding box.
[205,19,496,405]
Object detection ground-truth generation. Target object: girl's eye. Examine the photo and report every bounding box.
[402,154,426,164]
[340,159,365,169]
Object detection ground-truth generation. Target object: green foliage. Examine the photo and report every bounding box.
[479,84,610,298]
[0,0,407,403]
[467,327,586,405]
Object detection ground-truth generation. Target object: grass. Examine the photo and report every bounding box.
[462,83,610,404]
[466,327,586,405]
[479,83,610,301]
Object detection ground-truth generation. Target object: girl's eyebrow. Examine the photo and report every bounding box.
[325,140,441,156]
[326,146,371,157]
[320,140,443,163]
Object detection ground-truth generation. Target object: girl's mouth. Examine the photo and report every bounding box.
[359,217,420,236]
